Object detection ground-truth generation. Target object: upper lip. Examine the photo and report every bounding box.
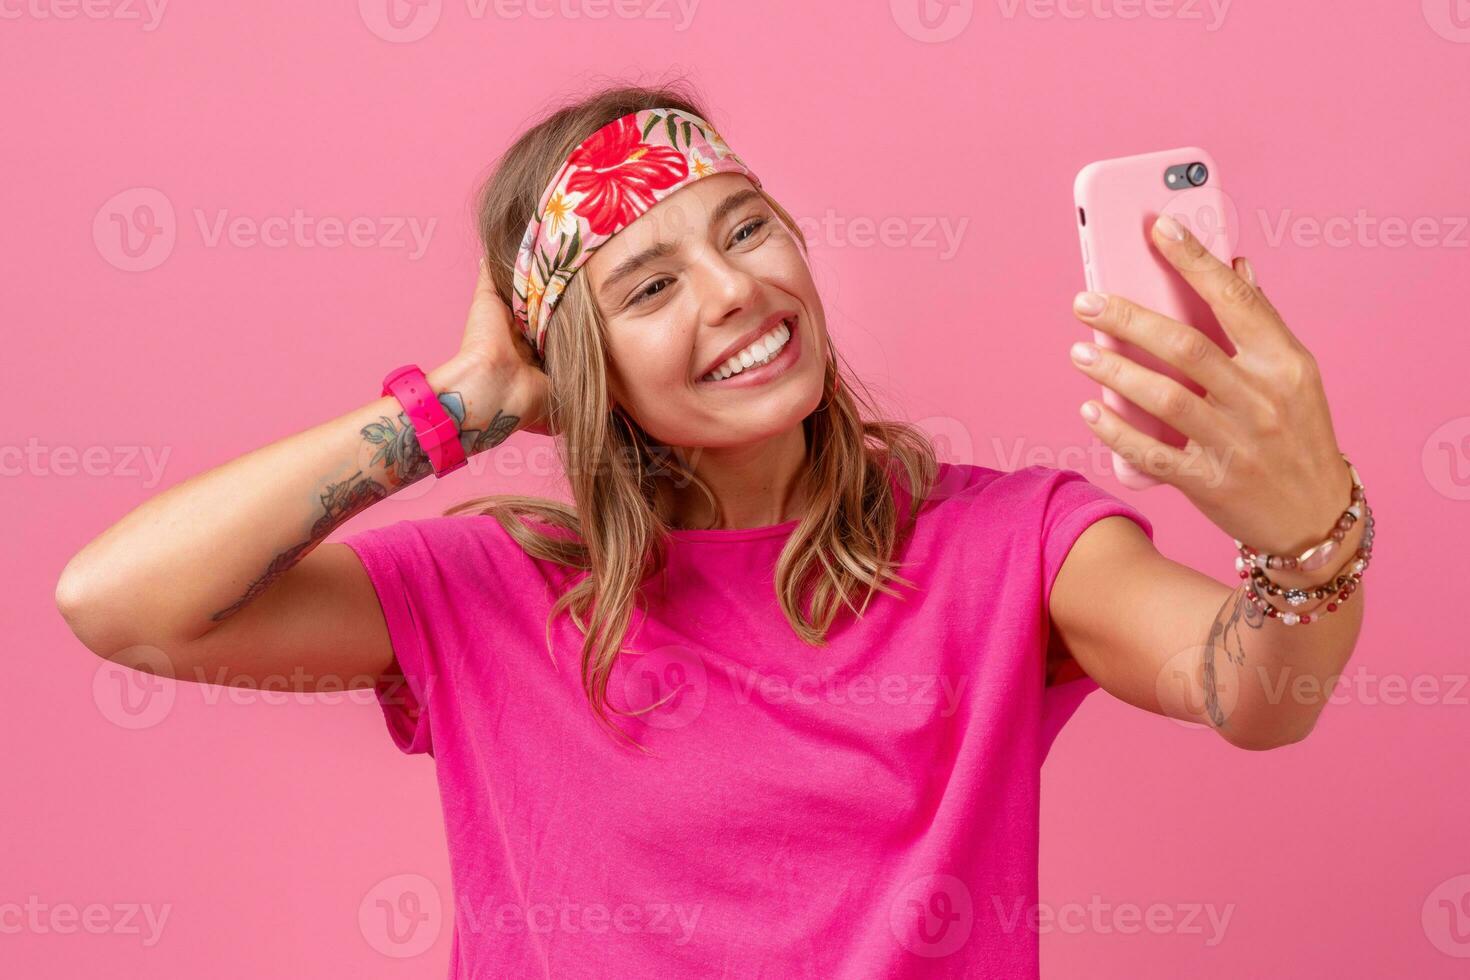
[697,310,797,379]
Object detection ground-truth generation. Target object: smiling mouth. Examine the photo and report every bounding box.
[698,316,796,383]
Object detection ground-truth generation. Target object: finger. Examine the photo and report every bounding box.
[1152,214,1290,354]
[1077,397,1195,487]
[462,256,514,353]
[1233,254,1275,321]
[474,255,499,302]
[1069,335,1228,448]
[1232,255,1257,289]
[1228,255,1315,361]
[1232,255,1288,322]
[1071,290,1251,407]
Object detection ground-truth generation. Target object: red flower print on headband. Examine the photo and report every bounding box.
[511,107,762,357]
[565,115,689,236]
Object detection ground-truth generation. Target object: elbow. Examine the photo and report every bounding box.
[55,559,92,634]
[56,561,188,679]
[1219,713,1320,752]
[55,558,123,660]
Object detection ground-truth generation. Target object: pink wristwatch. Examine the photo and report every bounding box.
[381,364,467,477]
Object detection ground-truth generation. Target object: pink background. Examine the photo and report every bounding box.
[6,1,1467,976]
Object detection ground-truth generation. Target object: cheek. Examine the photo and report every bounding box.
[608,327,693,403]
[622,358,686,406]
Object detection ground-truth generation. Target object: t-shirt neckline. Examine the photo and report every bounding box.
[665,517,801,542]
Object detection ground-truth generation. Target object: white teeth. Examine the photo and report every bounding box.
[702,319,793,382]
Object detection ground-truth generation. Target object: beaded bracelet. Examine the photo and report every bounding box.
[1240,508,1374,626]
[1233,453,1365,573]
[1230,452,1374,627]
[1244,556,1367,625]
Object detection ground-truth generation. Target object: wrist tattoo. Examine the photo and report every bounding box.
[361,391,520,485]
[469,407,520,454]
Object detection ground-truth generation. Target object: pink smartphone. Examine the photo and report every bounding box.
[1073,147,1238,490]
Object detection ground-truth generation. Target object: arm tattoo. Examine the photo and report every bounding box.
[469,408,519,454]
[209,390,518,623]
[360,391,519,484]
[209,469,388,622]
[1201,583,1265,728]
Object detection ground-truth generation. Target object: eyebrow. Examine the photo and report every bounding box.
[597,187,766,303]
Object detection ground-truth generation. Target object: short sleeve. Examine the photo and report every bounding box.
[339,520,442,757]
[1037,466,1156,616]
[1028,466,1156,756]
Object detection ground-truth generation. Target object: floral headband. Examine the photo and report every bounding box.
[511,107,763,359]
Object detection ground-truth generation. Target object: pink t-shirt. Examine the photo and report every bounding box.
[340,462,1153,978]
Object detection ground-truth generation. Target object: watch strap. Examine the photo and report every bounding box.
[380,364,467,477]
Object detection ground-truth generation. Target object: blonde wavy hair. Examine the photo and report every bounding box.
[444,76,940,750]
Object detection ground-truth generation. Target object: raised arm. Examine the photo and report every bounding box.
[1053,212,1370,750]
[1048,512,1366,750]
[55,261,548,692]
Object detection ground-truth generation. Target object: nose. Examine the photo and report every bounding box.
[692,244,761,331]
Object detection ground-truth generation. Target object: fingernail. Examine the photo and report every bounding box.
[1073,291,1106,316]
[1070,341,1099,365]
[1080,402,1101,423]
[1155,214,1187,241]
[1239,257,1257,286]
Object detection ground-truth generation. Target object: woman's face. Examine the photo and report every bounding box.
[584,173,827,450]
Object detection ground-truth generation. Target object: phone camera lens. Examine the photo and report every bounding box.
[1186,163,1209,186]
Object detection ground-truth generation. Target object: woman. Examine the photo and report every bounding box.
[55,80,1371,977]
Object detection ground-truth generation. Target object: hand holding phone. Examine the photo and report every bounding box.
[1073,147,1238,490]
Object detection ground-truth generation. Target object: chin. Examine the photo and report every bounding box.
[714,400,822,448]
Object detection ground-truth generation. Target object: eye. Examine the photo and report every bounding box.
[629,277,672,306]
[732,216,769,245]
[626,218,771,308]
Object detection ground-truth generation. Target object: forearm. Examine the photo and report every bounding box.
[1202,515,1368,750]
[56,357,528,654]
